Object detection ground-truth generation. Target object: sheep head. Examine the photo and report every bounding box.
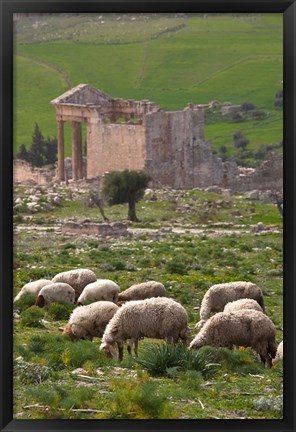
[100,342,118,359]
[35,295,45,308]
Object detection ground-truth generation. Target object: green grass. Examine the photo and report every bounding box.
[14,13,283,157]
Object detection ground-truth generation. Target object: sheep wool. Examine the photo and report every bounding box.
[14,279,52,302]
[223,298,264,314]
[117,280,166,303]
[77,279,120,305]
[197,281,265,328]
[272,340,283,366]
[190,309,277,368]
[52,268,97,301]
[62,301,119,341]
[35,283,75,307]
[100,297,192,361]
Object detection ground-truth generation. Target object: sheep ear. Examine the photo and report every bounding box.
[35,295,45,308]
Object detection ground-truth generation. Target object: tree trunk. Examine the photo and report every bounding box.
[128,198,139,222]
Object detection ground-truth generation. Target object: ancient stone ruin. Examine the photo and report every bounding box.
[13,83,282,194]
[51,83,232,189]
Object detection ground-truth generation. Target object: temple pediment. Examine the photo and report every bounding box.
[51,84,113,106]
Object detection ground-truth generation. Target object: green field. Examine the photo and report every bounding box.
[14,13,283,158]
[13,186,283,419]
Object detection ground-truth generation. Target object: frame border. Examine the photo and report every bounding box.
[1,1,295,431]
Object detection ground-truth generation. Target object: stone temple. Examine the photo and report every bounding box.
[50,83,237,189]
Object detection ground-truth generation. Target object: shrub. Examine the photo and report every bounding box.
[46,301,76,321]
[19,306,45,328]
[165,260,188,275]
[14,357,51,384]
[14,292,36,312]
[241,101,255,111]
[108,374,174,419]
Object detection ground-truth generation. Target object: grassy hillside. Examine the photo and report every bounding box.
[14,13,283,159]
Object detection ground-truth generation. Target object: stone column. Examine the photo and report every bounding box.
[72,121,83,180]
[57,120,65,181]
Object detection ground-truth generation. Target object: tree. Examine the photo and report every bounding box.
[27,123,45,167]
[102,170,151,222]
[43,136,57,165]
[16,143,29,161]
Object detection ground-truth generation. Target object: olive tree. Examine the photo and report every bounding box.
[102,170,151,222]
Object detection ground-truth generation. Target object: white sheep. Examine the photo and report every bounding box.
[62,301,119,341]
[100,297,192,361]
[77,279,120,305]
[223,298,264,314]
[190,310,277,368]
[35,283,75,307]
[51,269,97,301]
[117,280,166,304]
[14,279,52,302]
[272,340,283,366]
[196,281,265,329]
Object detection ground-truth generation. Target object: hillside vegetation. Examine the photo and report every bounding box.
[14,13,283,160]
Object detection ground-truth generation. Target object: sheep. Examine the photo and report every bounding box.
[117,280,166,304]
[196,281,265,329]
[62,301,119,341]
[272,340,283,366]
[223,298,264,314]
[51,269,97,301]
[77,279,120,305]
[14,279,52,302]
[100,297,192,361]
[190,310,277,368]
[35,283,75,307]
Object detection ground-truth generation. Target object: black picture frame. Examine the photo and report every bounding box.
[1,1,295,431]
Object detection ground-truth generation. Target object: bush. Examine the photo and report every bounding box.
[241,101,255,111]
[165,260,188,275]
[46,301,76,321]
[19,306,45,328]
[14,292,36,312]
[14,357,51,384]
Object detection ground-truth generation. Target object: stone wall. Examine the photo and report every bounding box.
[13,160,54,185]
[87,120,146,178]
[144,106,223,189]
[229,153,283,194]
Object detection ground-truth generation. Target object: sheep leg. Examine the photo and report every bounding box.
[134,339,139,357]
[258,349,272,369]
[117,341,124,362]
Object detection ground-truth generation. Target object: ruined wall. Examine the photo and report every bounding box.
[229,153,283,193]
[13,160,54,185]
[87,119,146,178]
[144,107,224,189]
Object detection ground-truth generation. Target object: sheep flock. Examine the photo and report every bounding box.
[14,269,283,369]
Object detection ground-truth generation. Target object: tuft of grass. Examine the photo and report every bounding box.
[137,343,217,377]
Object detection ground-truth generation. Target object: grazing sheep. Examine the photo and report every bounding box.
[272,340,283,366]
[190,310,277,368]
[14,279,52,302]
[196,281,265,329]
[35,283,75,307]
[77,279,120,305]
[51,269,97,301]
[117,280,166,304]
[223,298,264,314]
[100,297,192,361]
[62,301,119,341]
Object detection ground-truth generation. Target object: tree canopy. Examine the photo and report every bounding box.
[102,170,151,222]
